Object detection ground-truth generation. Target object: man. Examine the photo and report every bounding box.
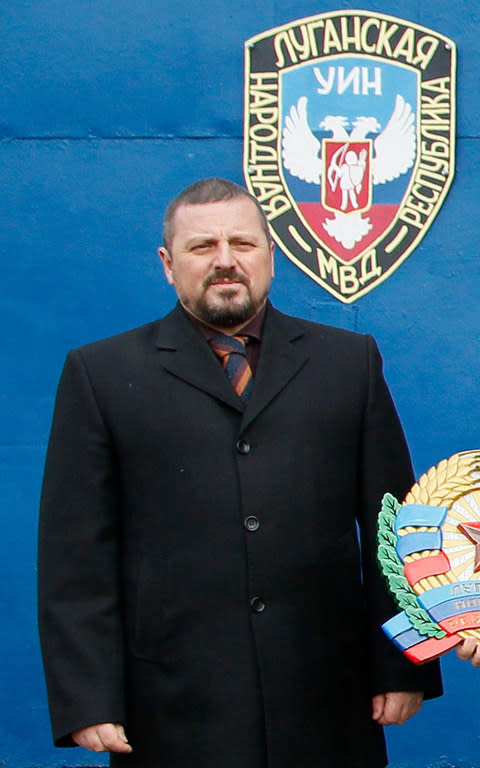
[38,177,442,768]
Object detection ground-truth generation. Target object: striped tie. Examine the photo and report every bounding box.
[210,335,254,402]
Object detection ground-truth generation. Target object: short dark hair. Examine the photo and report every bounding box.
[162,177,271,251]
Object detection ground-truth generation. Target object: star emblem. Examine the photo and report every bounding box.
[458,521,480,573]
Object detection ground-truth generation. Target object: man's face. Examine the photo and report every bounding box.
[159,197,274,333]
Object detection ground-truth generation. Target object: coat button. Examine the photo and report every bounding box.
[244,515,260,531]
[236,439,250,455]
[250,596,266,613]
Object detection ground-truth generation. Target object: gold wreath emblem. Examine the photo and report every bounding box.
[402,450,480,641]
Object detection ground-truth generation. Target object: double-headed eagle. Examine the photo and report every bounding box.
[282,94,415,249]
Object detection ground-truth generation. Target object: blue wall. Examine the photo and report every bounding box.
[1,1,479,765]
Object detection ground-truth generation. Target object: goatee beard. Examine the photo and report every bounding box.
[190,268,257,329]
[194,294,256,329]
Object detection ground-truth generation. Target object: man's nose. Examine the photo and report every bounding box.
[212,241,236,267]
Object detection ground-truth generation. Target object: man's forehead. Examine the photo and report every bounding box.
[172,197,263,232]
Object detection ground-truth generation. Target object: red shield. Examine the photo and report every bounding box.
[322,140,372,215]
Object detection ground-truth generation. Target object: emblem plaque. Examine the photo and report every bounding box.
[378,451,480,663]
[244,11,456,302]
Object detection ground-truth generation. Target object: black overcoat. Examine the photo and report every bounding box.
[38,302,442,768]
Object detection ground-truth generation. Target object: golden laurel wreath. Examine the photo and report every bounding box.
[392,450,480,643]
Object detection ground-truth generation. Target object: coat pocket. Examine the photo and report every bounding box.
[131,555,171,662]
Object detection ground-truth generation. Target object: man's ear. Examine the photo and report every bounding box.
[270,240,275,278]
[158,247,175,285]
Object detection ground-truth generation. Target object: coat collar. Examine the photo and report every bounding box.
[153,302,308,426]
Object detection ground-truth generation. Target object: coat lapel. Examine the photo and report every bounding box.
[153,304,244,412]
[241,304,308,431]
[152,303,308,423]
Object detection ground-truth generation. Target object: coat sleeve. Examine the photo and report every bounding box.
[38,349,126,746]
[357,335,443,699]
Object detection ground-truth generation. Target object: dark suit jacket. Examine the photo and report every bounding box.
[38,302,442,768]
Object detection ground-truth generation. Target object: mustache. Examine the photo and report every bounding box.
[203,268,248,288]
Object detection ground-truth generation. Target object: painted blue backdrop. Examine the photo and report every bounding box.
[1,1,479,766]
